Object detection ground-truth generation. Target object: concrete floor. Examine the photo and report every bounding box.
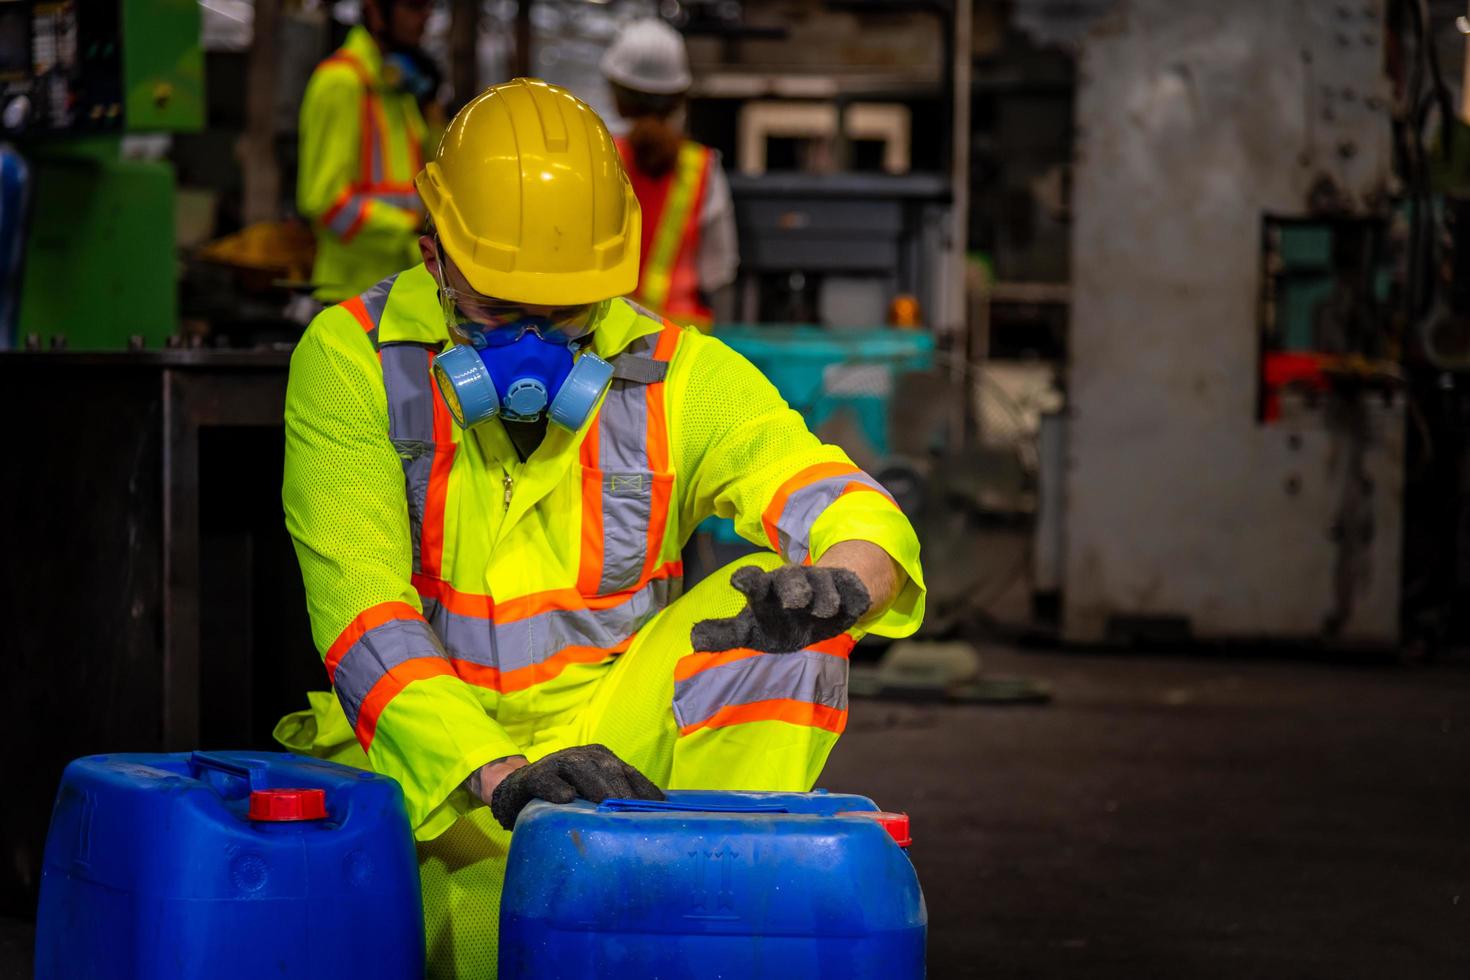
[7,644,1467,978]
[824,643,1470,979]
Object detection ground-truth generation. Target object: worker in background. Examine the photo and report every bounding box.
[601,19,738,331]
[274,78,924,976]
[297,0,435,305]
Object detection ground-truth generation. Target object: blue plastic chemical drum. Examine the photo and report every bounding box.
[500,790,926,978]
[35,752,423,979]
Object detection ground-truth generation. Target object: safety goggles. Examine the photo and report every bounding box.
[434,239,598,346]
[439,287,597,347]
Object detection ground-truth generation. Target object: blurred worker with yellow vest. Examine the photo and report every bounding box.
[274,78,924,976]
[297,0,434,303]
[601,19,738,331]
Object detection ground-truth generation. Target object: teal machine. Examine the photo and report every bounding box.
[695,174,943,551]
[0,0,203,349]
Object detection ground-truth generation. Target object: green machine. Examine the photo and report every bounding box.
[2,0,203,349]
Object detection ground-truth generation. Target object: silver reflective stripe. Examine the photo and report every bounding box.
[776,471,894,564]
[361,273,397,326]
[393,440,433,572]
[425,576,679,680]
[672,648,849,730]
[596,379,647,470]
[327,196,366,236]
[334,617,449,731]
[598,476,653,594]
[371,190,421,211]
[380,345,435,441]
[586,328,669,593]
[377,315,441,576]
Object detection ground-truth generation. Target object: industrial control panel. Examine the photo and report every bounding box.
[0,0,202,136]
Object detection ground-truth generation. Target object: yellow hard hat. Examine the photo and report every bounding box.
[414,78,641,306]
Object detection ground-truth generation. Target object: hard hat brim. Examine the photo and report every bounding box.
[413,79,644,307]
[420,166,642,305]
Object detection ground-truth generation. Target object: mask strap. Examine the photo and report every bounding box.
[432,237,468,337]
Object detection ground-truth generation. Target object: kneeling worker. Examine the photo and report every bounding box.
[275,78,925,977]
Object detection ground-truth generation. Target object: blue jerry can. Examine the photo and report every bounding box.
[500,790,926,978]
[35,752,423,979]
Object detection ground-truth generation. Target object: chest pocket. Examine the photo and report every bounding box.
[579,340,676,596]
[380,342,457,578]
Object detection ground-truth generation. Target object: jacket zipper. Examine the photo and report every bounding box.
[502,473,514,511]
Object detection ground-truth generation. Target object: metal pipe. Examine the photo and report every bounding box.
[948,0,973,452]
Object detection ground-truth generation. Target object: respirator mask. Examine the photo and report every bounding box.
[429,243,614,430]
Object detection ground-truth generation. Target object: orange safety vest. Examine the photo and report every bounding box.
[317,51,424,241]
[617,138,713,329]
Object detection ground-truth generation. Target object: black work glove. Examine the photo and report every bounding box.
[690,564,871,654]
[488,744,663,830]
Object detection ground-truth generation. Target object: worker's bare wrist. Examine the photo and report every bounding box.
[817,540,903,617]
[465,755,528,806]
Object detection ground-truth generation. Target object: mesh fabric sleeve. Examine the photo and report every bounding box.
[283,309,523,838]
[670,332,925,637]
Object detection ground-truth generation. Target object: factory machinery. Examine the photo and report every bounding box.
[1045,0,1470,650]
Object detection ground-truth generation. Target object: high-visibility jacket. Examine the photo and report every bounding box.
[297,26,428,303]
[282,264,925,840]
[617,137,716,329]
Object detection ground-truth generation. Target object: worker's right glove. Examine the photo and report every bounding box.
[488,744,664,830]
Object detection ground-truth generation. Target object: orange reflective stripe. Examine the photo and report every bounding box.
[323,51,378,186]
[321,185,355,226]
[354,656,458,748]
[643,472,673,584]
[324,600,424,682]
[499,561,683,621]
[577,423,604,595]
[412,574,493,617]
[340,295,374,333]
[412,561,684,622]
[652,320,681,364]
[662,149,712,324]
[360,94,375,186]
[637,322,678,581]
[321,53,369,85]
[320,52,409,194]
[451,638,632,695]
[674,632,854,683]
[371,95,393,183]
[645,341,673,473]
[341,199,372,243]
[761,462,862,553]
[679,698,848,736]
[420,351,455,578]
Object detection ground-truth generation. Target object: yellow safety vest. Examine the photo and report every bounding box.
[297,26,428,302]
[282,265,926,837]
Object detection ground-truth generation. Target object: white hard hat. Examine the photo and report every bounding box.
[600,19,692,96]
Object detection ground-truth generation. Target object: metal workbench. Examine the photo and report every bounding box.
[0,349,318,914]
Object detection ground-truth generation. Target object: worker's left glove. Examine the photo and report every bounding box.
[489,744,664,830]
[690,564,871,654]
